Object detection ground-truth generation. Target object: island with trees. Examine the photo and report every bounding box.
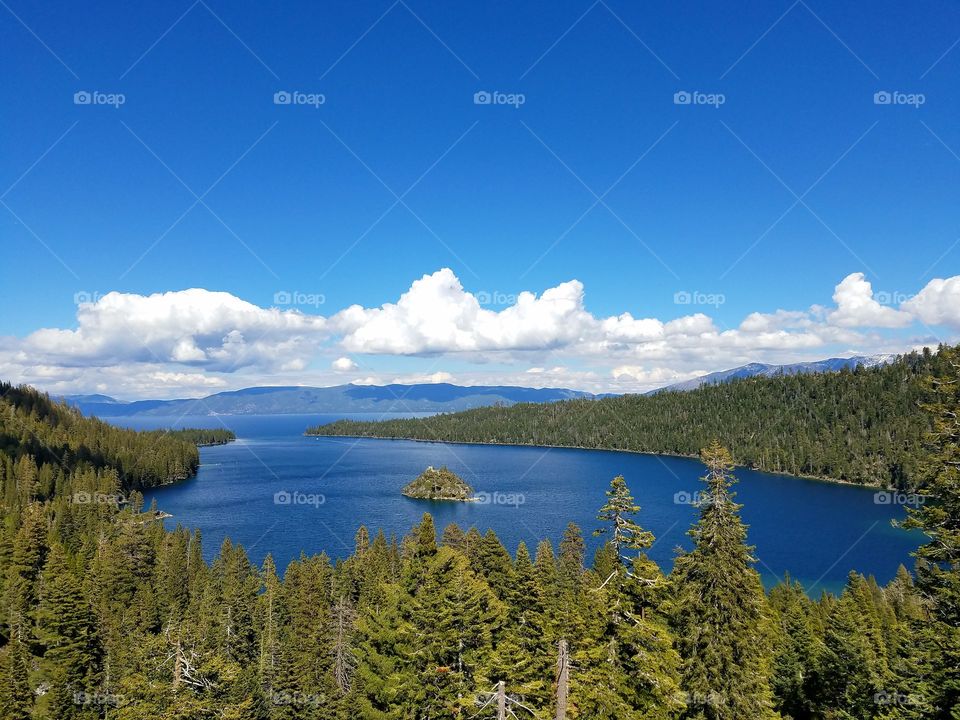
[402,465,475,501]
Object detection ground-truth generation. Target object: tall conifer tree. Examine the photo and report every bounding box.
[670,442,777,719]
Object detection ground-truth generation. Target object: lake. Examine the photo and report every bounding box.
[115,414,925,596]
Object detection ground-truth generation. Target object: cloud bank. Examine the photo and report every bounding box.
[2,269,956,398]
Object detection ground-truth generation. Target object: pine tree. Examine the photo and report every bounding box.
[440,523,467,552]
[558,524,585,587]
[472,529,516,603]
[187,529,206,603]
[415,513,437,558]
[533,539,563,640]
[402,513,437,590]
[464,527,484,564]
[670,442,777,719]
[593,475,655,569]
[568,475,682,719]
[258,554,285,697]
[359,529,394,606]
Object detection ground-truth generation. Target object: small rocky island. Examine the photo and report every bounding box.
[402,465,475,501]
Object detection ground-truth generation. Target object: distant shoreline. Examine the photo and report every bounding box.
[303,432,882,490]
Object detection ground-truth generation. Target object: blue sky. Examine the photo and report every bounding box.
[2,0,959,397]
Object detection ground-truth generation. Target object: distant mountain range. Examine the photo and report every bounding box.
[652,354,899,393]
[63,383,599,417]
[61,354,900,417]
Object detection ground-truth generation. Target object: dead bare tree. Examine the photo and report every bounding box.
[330,596,357,695]
[473,680,537,719]
[160,622,216,691]
[555,639,569,720]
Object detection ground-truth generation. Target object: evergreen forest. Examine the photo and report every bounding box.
[0,346,958,718]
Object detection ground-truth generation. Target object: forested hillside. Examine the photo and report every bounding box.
[1,351,958,718]
[309,347,952,488]
[0,383,225,490]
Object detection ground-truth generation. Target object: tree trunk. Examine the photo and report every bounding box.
[555,639,569,720]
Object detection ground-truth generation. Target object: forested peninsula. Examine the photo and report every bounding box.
[0,382,232,489]
[307,346,952,489]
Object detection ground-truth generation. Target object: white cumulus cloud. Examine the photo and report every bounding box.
[827,273,912,328]
[903,276,960,329]
[331,269,591,354]
[331,357,358,372]
[611,365,705,386]
[22,289,328,371]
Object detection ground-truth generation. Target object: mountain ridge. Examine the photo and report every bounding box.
[62,382,599,417]
[62,354,900,417]
[653,354,898,393]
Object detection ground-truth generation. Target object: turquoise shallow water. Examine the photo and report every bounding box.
[121,413,925,596]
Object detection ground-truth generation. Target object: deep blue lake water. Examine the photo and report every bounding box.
[114,414,925,596]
